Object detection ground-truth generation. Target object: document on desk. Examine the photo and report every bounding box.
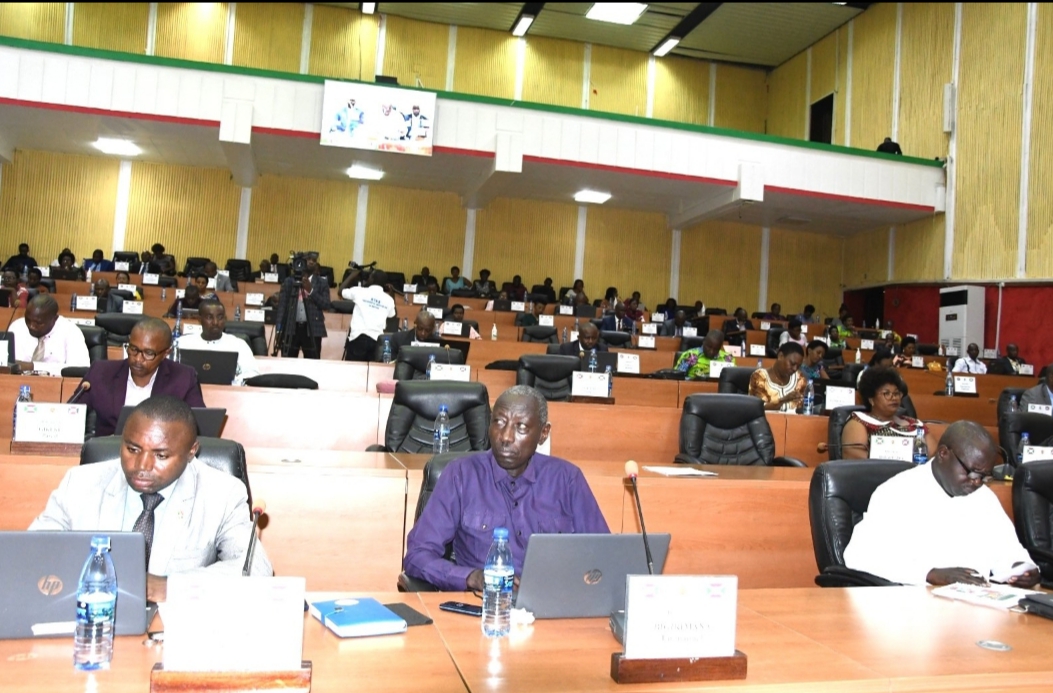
[642,466,717,478]
[931,582,1038,610]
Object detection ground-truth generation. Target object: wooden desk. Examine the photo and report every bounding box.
[0,374,64,439]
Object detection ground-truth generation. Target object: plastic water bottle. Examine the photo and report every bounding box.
[481,527,514,638]
[161,287,167,301]
[756,358,763,368]
[432,404,450,453]
[562,327,568,343]
[588,349,598,373]
[85,268,92,285]
[1020,432,1030,466]
[945,369,954,396]
[912,428,929,464]
[13,385,31,434]
[605,365,613,397]
[73,535,117,671]
[802,380,815,415]
[1006,396,1018,416]
[427,354,436,379]
[234,305,241,321]
[491,323,498,341]
[70,293,77,311]
[528,300,534,313]
[173,304,183,340]
[381,337,392,364]
[855,348,861,364]
[402,317,408,331]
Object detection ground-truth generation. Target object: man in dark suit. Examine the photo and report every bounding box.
[991,343,1028,376]
[275,252,332,359]
[390,311,439,359]
[78,317,205,437]
[721,307,754,349]
[600,304,631,332]
[557,322,608,356]
[1021,365,1053,409]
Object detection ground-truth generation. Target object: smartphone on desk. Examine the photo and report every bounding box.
[439,601,483,617]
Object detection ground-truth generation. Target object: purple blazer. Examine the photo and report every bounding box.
[81,359,206,437]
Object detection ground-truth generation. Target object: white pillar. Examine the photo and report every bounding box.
[574,206,587,279]
[146,3,158,56]
[514,37,526,101]
[353,184,369,265]
[669,228,681,300]
[581,44,592,109]
[374,14,387,75]
[235,187,251,259]
[224,3,236,66]
[299,3,314,75]
[444,25,457,91]
[462,208,476,279]
[1017,2,1038,277]
[645,55,656,118]
[758,227,770,312]
[944,3,963,280]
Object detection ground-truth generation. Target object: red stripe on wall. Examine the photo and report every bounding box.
[765,185,935,212]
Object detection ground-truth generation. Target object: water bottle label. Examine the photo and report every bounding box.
[484,570,514,594]
[77,593,116,624]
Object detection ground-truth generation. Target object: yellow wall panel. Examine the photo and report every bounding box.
[898,3,953,160]
[894,215,945,282]
[0,3,64,42]
[383,14,448,91]
[842,227,889,288]
[0,150,118,263]
[364,185,465,278]
[246,175,358,270]
[1026,4,1053,278]
[523,35,583,108]
[834,26,849,146]
[154,2,227,64]
[473,198,578,291]
[452,26,515,99]
[849,2,895,149]
[583,207,670,311]
[589,44,648,117]
[678,220,761,311]
[653,55,709,126]
[308,4,377,81]
[767,228,843,321]
[125,162,240,264]
[72,3,148,54]
[767,51,807,139]
[232,2,302,73]
[811,32,838,102]
[953,2,1025,280]
[713,64,767,133]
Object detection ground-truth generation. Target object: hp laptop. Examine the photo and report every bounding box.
[0,531,149,639]
[179,349,239,385]
[515,533,671,618]
[115,406,227,437]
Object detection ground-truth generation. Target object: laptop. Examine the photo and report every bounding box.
[492,299,512,312]
[427,294,450,309]
[515,533,671,618]
[115,406,227,437]
[0,531,149,639]
[579,351,619,374]
[179,349,239,385]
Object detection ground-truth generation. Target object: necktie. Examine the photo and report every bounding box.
[132,492,164,570]
[31,335,46,362]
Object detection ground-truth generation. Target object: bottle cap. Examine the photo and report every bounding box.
[439,404,448,412]
[493,527,509,540]
[90,535,111,550]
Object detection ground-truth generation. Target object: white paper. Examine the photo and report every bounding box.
[860,339,875,350]
[426,307,444,320]
[569,331,578,344]
[510,301,525,312]
[749,344,766,356]
[114,261,129,272]
[617,352,640,374]
[538,314,554,326]
[118,283,139,294]
[911,355,925,368]
[181,323,203,335]
[122,301,144,315]
[244,308,265,323]
[142,273,159,285]
[825,386,857,411]
[870,435,914,462]
[403,283,416,293]
[176,288,186,299]
[801,324,808,334]
[571,371,610,398]
[946,347,959,356]
[1020,364,1035,376]
[652,313,665,323]
[217,269,229,277]
[1027,404,1052,416]
[1022,446,1053,463]
[642,466,717,478]
[954,375,977,394]
[441,321,462,336]
[74,295,97,311]
[412,292,428,304]
[726,345,742,357]
[0,340,8,367]
[760,321,771,330]
[708,360,730,378]
[245,292,264,306]
[13,403,86,444]
[559,305,574,315]
[263,272,279,283]
[681,326,698,337]
[637,335,656,349]
[624,575,737,660]
[36,265,51,277]
[983,348,997,359]
[430,363,471,382]
[206,277,217,289]
[70,318,96,327]
[641,322,657,335]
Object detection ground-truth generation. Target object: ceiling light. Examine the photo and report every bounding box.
[653,37,679,57]
[512,15,534,37]
[93,138,141,156]
[586,3,647,25]
[347,164,383,180]
[574,190,611,204]
[361,2,377,15]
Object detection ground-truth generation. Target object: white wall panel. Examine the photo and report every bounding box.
[155,71,180,117]
[596,124,618,166]
[112,66,136,112]
[616,128,635,169]
[41,57,68,104]
[133,69,159,114]
[17,54,44,102]
[578,119,599,163]
[474,109,496,153]
[66,59,91,107]
[0,50,18,98]
[176,73,201,119]
[560,120,581,161]
[87,63,113,110]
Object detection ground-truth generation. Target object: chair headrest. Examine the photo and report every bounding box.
[399,346,465,373]
[393,381,489,418]
[812,459,913,511]
[523,326,557,341]
[95,313,143,335]
[519,354,580,380]
[683,393,765,429]
[244,374,318,389]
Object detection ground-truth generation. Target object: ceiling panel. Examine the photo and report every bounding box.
[530,3,684,54]
[377,2,523,32]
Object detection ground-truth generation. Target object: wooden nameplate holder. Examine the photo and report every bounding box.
[610,651,747,684]
[150,661,312,692]
[9,440,83,456]
[569,395,615,405]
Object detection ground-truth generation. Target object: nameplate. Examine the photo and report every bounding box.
[641,323,657,335]
[426,307,444,320]
[263,272,279,283]
[800,324,808,334]
[617,352,640,374]
[122,301,144,314]
[953,375,977,394]
[569,331,578,343]
[206,277,217,289]
[559,305,574,315]
[114,261,129,272]
[412,293,428,305]
[430,363,471,382]
[13,403,87,444]
[870,435,914,462]
[244,308,265,322]
[175,289,186,299]
[637,335,656,349]
[708,360,730,379]
[403,283,416,293]
[245,292,264,307]
[726,345,742,358]
[983,348,997,359]
[36,265,50,277]
[511,301,525,312]
[118,283,138,294]
[760,321,771,330]
[652,313,665,323]
[682,326,698,337]
[1022,446,1053,463]
[1028,404,1052,416]
[1020,364,1035,376]
[0,340,7,367]
[825,386,857,411]
[624,574,737,660]
[749,344,766,357]
[70,318,96,327]
[911,355,924,368]
[74,295,97,311]
[440,321,462,336]
[538,314,554,326]
[217,269,229,277]
[142,273,159,285]
[860,339,875,350]
[181,324,203,335]
[571,371,610,398]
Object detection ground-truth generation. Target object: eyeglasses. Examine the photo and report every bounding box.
[946,447,993,484]
[875,389,903,400]
[127,344,166,361]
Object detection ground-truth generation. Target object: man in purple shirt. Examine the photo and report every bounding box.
[404,385,610,591]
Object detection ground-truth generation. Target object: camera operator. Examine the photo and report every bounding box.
[339,262,396,361]
[276,251,332,359]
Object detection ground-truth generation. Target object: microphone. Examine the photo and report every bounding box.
[242,498,267,577]
[66,380,91,403]
[816,442,870,453]
[444,344,452,364]
[624,460,654,575]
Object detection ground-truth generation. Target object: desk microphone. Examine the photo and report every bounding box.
[444,344,452,364]
[242,498,267,577]
[624,460,654,575]
[816,442,869,454]
[66,380,91,404]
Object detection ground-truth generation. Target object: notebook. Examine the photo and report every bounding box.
[308,597,407,638]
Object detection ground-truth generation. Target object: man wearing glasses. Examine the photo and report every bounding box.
[843,421,1039,587]
[79,317,205,437]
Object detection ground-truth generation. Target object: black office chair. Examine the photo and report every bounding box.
[679,335,706,352]
[183,257,210,276]
[530,284,555,302]
[716,367,756,395]
[808,459,911,587]
[599,331,632,348]
[225,259,253,287]
[330,300,355,314]
[705,307,727,316]
[81,435,253,511]
[384,381,491,453]
[521,326,558,343]
[319,265,336,287]
[158,276,177,288]
[1012,459,1053,587]
[826,405,867,460]
[112,251,138,266]
[841,363,866,387]
[243,374,318,389]
[574,304,596,318]
[545,343,562,355]
[997,387,1030,455]
[224,321,267,356]
[515,355,579,402]
[95,313,143,347]
[917,343,939,356]
[394,346,466,381]
[77,325,108,364]
[675,394,807,466]
[1003,413,1053,471]
[765,328,784,358]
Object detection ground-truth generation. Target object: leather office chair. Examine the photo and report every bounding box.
[826,405,867,460]
[158,276,177,288]
[394,346,466,380]
[600,331,632,348]
[574,304,597,318]
[330,299,355,314]
[676,394,807,466]
[765,328,784,358]
[95,313,143,346]
[679,335,706,352]
[545,343,562,355]
[705,307,727,317]
[183,257,210,276]
[521,326,558,343]
[841,363,866,386]
[998,387,1029,455]
[1003,413,1053,470]
[1012,459,1053,587]
[223,321,267,356]
[917,343,939,356]
[244,374,318,389]
[80,435,253,511]
[384,381,491,453]
[530,284,555,302]
[808,459,911,587]
[225,259,253,285]
[516,355,579,402]
[717,367,756,395]
[77,325,108,364]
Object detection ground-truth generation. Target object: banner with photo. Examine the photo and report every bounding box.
[319,80,435,156]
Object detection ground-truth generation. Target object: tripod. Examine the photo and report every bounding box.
[269,276,319,358]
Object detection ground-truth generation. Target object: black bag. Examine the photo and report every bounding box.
[1021,592,1053,620]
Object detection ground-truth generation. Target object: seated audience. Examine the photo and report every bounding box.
[661,310,689,337]
[165,285,204,317]
[722,307,754,349]
[252,259,272,282]
[340,268,396,361]
[390,311,439,359]
[830,304,850,330]
[416,266,439,292]
[203,262,234,292]
[93,279,124,314]
[630,291,647,312]
[114,271,142,300]
[952,343,987,374]
[674,330,727,379]
[536,277,556,302]
[514,301,546,327]
[1020,365,1053,409]
[9,294,90,371]
[779,318,808,349]
[444,304,481,339]
[866,348,895,373]
[444,266,468,294]
[3,242,37,275]
[844,421,1038,587]
[623,297,643,323]
[558,322,607,356]
[892,336,917,368]
[472,269,496,298]
[840,366,935,460]
[138,250,157,275]
[762,302,785,321]
[749,342,806,412]
[837,315,856,338]
[565,279,587,305]
[176,301,260,385]
[83,249,114,273]
[660,297,679,319]
[2,269,28,307]
[827,325,846,349]
[51,247,78,269]
[191,272,217,300]
[55,252,84,280]
[992,343,1027,375]
[507,275,528,302]
[796,304,817,324]
[600,303,631,332]
[403,385,609,591]
[25,268,49,297]
[800,340,831,381]
[601,287,620,311]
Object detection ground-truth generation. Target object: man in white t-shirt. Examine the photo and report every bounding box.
[9,294,90,374]
[340,269,396,361]
[951,342,988,374]
[175,301,259,385]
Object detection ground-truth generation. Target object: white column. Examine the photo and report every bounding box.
[758,227,770,312]
[574,206,587,279]
[845,20,854,147]
[462,208,476,279]
[353,184,369,265]
[299,3,314,75]
[145,3,158,56]
[887,226,896,281]
[581,44,592,109]
[669,228,681,300]
[707,63,716,127]
[513,37,526,101]
[224,3,236,66]
[64,3,74,45]
[444,25,457,91]
[234,187,251,259]
[374,14,387,75]
[1017,2,1038,278]
[892,3,903,140]
[805,48,812,139]
[945,3,963,279]
[645,55,656,118]
[111,161,133,252]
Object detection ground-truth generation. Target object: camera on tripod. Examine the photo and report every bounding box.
[288,251,315,282]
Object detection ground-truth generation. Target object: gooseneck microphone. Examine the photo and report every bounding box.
[242,499,267,577]
[624,460,654,575]
[66,380,91,404]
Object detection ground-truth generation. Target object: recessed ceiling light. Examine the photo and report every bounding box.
[93,138,142,156]
[361,2,377,14]
[586,3,647,25]
[512,15,534,37]
[574,190,611,204]
[347,164,384,180]
[653,37,679,57]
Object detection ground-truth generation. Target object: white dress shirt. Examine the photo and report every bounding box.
[342,285,396,340]
[952,356,987,374]
[176,332,260,385]
[125,368,158,407]
[8,315,90,368]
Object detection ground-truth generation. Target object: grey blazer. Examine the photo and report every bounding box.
[1020,383,1052,409]
[213,273,235,293]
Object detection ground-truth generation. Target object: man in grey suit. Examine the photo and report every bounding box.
[203,261,234,293]
[1021,365,1053,409]
[30,396,271,602]
[660,310,690,337]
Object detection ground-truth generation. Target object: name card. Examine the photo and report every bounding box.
[430,363,471,382]
[118,283,138,294]
[411,292,429,305]
[760,321,771,330]
[911,355,924,368]
[870,435,914,462]
[426,307,444,320]
[263,272,279,283]
[538,314,554,326]
[245,292,264,306]
[1028,404,1052,416]
[641,322,657,335]
[749,344,766,357]
[13,403,87,444]
[440,321,463,336]
[74,295,98,311]
[569,330,578,343]
[983,348,997,359]
[801,324,808,334]
[403,283,417,293]
[860,339,875,350]
[571,371,610,398]
[953,375,977,394]
[1022,446,1053,464]
[36,266,50,277]
[708,359,730,379]
[174,288,185,299]
[510,301,525,312]
[0,340,7,367]
[114,261,130,272]
[181,323,203,335]
[682,326,698,337]
[119,300,143,315]
[244,308,265,322]
[142,273,159,285]
[617,352,640,374]
[559,305,574,315]
[1020,364,1035,376]
[652,313,665,323]
[825,386,857,411]
[946,347,959,356]
[726,345,742,358]
[206,277,217,289]
[624,575,737,660]
[637,335,656,349]
[70,318,96,327]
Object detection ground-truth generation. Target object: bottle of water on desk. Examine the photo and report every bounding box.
[402,317,408,331]
[605,365,613,397]
[802,380,814,415]
[491,323,498,341]
[427,354,436,379]
[381,337,392,364]
[73,535,117,671]
[913,427,929,464]
[588,349,598,373]
[562,327,568,343]
[432,405,450,454]
[945,369,954,397]
[161,287,167,301]
[1019,432,1030,466]
[482,527,513,638]
[233,305,241,322]
[12,385,32,435]
[70,294,77,312]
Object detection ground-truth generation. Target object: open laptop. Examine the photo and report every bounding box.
[0,531,149,639]
[579,351,619,374]
[115,406,227,437]
[515,533,671,618]
[179,349,239,385]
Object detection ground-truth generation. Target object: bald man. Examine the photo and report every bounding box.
[557,322,608,356]
[9,294,90,372]
[389,310,439,360]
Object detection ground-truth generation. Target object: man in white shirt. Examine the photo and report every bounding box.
[176,301,259,385]
[9,294,90,373]
[340,269,396,361]
[844,421,1039,587]
[951,342,988,374]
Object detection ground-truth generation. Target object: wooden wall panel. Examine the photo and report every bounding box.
[713,64,767,134]
[125,162,240,264]
[522,35,583,108]
[588,44,648,117]
[849,2,896,150]
[678,220,761,311]
[767,50,807,139]
[154,2,227,64]
[72,2,148,54]
[382,14,448,91]
[842,227,889,288]
[473,198,578,292]
[246,175,358,271]
[583,207,670,311]
[834,26,849,146]
[653,55,709,126]
[811,32,838,103]
[308,4,378,81]
[895,215,945,282]
[1026,4,1053,279]
[363,185,465,279]
[898,2,953,160]
[0,150,118,263]
[452,26,515,99]
[767,228,843,321]
[0,2,64,42]
[231,2,302,73]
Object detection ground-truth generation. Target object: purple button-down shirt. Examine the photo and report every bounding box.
[404,451,610,591]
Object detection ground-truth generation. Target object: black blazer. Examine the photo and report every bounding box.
[389,329,439,359]
[557,340,609,356]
